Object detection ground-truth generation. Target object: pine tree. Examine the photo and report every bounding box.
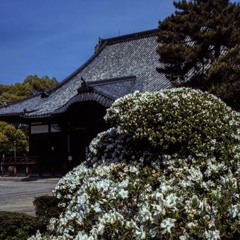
[207,44,240,111]
[157,0,240,88]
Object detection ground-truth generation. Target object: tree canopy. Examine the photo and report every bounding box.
[0,121,29,155]
[23,75,58,94]
[0,75,58,105]
[157,0,240,111]
[207,44,240,111]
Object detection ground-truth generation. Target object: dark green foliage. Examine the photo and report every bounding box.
[157,0,240,86]
[0,211,46,240]
[33,195,62,221]
[105,89,239,161]
[207,45,240,111]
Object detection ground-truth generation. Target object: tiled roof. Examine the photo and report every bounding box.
[0,29,171,120]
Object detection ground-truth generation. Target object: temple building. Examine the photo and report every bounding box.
[0,29,170,175]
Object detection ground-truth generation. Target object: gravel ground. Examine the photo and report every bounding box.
[0,177,60,216]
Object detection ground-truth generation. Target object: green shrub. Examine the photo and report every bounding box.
[106,88,239,160]
[0,211,46,240]
[33,195,62,221]
[87,128,162,168]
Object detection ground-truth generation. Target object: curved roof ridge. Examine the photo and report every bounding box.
[0,93,40,109]
[52,90,115,115]
[46,41,108,95]
[99,28,158,46]
[46,28,158,95]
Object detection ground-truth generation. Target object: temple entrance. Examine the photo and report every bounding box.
[58,101,107,169]
[29,101,108,175]
[66,130,86,169]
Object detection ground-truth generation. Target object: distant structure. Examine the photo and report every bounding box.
[0,29,170,175]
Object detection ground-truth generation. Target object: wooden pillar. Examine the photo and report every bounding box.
[25,165,29,176]
[13,165,17,176]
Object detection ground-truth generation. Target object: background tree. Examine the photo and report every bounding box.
[0,75,58,106]
[157,0,240,110]
[23,75,58,94]
[0,122,28,155]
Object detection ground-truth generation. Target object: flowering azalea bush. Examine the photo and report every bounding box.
[87,128,162,168]
[29,88,240,239]
[30,156,240,240]
[106,88,239,160]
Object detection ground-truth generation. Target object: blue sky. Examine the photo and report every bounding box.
[1,0,239,85]
[0,0,175,85]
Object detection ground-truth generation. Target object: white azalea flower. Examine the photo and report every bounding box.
[118,189,129,199]
[160,218,176,234]
[204,229,221,240]
[135,225,147,239]
[92,202,102,213]
[228,204,240,218]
